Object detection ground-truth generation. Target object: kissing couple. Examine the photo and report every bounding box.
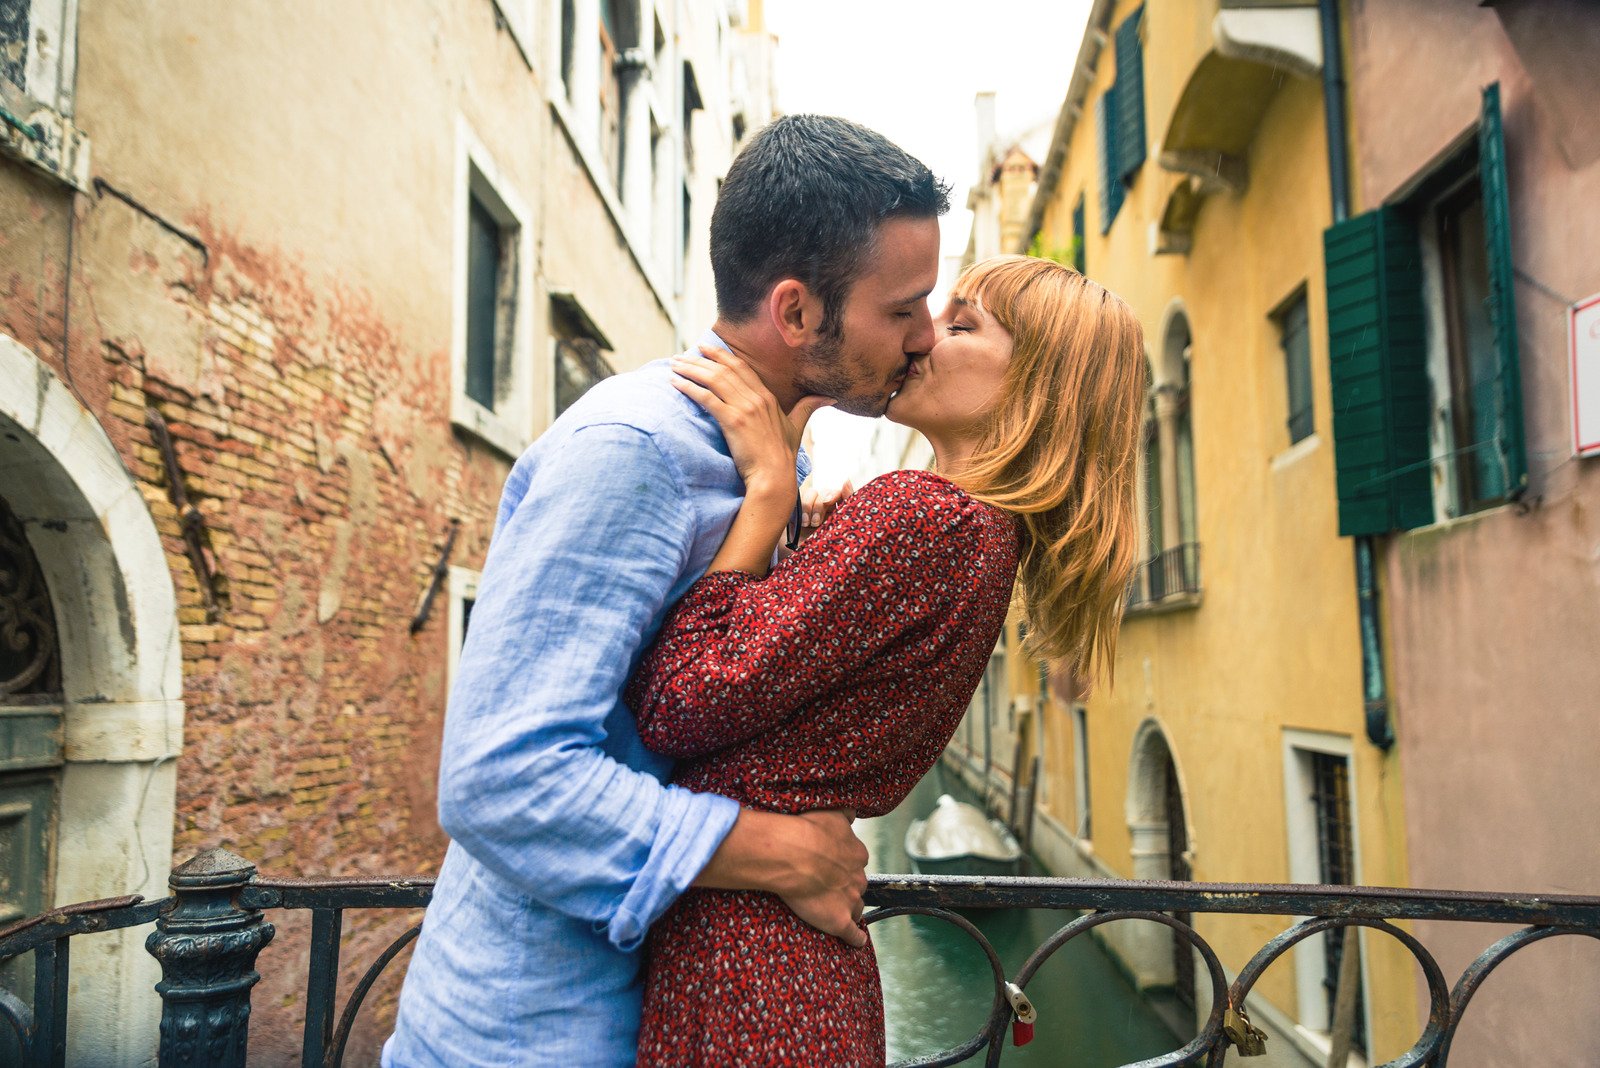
[384,114,1146,1066]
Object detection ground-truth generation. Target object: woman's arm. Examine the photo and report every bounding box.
[627,471,983,759]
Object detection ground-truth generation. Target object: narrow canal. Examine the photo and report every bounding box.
[862,766,1181,1066]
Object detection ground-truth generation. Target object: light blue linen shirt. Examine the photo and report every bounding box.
[384,334,809,1067]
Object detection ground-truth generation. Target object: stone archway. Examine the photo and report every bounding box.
[1125,718,1194,991]
[0,334,181,1066]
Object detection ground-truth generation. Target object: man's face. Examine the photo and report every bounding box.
[795,216,941,418]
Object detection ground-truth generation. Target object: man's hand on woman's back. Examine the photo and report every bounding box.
[692,807,871,947]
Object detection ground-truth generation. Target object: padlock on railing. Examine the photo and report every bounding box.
[1223,1001,1269,1056]
[1004,981,1037,1047]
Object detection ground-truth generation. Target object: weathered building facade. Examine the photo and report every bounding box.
[0,0,771,1062]
[948,0,1419,1061]
[1340,4,1600,1064]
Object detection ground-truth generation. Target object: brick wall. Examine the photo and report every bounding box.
[3,190,509,1059]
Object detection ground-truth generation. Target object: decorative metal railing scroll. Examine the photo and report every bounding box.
[1,851,1596,1067]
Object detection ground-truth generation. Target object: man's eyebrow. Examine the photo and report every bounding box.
[889,288,935,307]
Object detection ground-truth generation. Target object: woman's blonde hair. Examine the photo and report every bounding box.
[946,255,1145,684]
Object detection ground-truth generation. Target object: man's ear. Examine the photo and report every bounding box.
[768,279,822,349]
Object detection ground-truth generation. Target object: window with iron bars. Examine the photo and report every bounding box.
[1310,751,1366,1053]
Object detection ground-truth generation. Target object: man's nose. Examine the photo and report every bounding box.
[906,305,935,356]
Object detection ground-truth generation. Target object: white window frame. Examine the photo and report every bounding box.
[446,565,482,694]
[490,0,538,67]
[451,118,535,459]
[1,0,89,188]
[1281,728,1372,1062]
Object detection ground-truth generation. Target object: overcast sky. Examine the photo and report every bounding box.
[765,0,1092,484]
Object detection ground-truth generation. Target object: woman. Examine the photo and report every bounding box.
[627,256,1146,1065]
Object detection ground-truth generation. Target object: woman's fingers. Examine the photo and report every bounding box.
[673,355,762,414]
[670,376,724,414]
[698,345,771,397]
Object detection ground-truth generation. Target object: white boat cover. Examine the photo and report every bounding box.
[911,795,1022,862]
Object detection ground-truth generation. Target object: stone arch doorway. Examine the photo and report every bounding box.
[0,335,182,1064]
[1126,718,1195,1001]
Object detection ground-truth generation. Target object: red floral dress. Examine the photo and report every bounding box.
[626,470,1019,1067]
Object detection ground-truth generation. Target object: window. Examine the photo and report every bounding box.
[1129,312,1201,610]
[1283,731,1368,1050]
[452,125,533,458]
[1095,93,1124,234]
[465,191,514,413]
[599,1,619,126]
[1071,194,1087,275]
[682,61,704,175]
[1436,180,1505,511]
[1071,705,1091,840]
[1308,753,1365,1051]
[0,0,88,185]
[447,567,481,693]
[550,294,614,417]
[1113,7,1147,184]
[1,6,26,90]
[560,0,576,95]
[1095,6,1146,234]
[1324,83,1525,535]
[1277,289,1314,445]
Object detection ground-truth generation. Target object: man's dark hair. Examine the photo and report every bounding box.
[710,114,950,337]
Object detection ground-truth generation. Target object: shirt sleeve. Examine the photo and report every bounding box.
[627,473,984,759]
[437,424,740,951]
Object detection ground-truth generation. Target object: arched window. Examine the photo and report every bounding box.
[1131,307,1201,608]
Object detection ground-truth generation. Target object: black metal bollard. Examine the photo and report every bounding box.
[145,849,276,1068]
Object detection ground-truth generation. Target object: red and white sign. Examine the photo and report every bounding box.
[1573,293,1600,458]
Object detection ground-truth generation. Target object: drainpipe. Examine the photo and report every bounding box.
[1319,0,1394,749]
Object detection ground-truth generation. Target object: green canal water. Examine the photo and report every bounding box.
[863,767,1181,1066]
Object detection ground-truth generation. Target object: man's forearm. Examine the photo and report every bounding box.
[694,807,870,946]
[694,808,811,894]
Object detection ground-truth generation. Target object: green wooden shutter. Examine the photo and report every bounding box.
[1072,196,1087,274]
[1114,7,1146,182]
[1096,89,1123,234]
[1324,208,1433,535]
[1476,82,1528,498]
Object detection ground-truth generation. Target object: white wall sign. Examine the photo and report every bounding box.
[1573,293,1600,458]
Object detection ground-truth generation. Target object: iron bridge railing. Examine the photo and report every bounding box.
[1,848,1597,1067]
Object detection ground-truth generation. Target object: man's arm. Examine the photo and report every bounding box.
[437,424,865,949]
[697,809,870,946]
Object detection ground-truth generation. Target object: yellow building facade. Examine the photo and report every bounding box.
[944,1,1417,1061]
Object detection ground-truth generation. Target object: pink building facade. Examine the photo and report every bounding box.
[1345,2,1600,1063]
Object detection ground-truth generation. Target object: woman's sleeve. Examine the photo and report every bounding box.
[627,474,983,759]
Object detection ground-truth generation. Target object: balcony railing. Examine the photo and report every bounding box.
[1127,542,1202,611]
[2,848,1598,1067]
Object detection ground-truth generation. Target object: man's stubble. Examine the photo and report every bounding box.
[795,330,894,419]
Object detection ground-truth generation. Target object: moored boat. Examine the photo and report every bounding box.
[904,794,1024,878]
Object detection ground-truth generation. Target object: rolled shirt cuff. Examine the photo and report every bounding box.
[604,787,741,952]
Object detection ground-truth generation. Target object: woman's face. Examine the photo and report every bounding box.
[886,292,1014,441]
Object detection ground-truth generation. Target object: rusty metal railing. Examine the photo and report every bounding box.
[1,849,1597,1066]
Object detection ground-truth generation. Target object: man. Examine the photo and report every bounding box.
[385,115,948,1066]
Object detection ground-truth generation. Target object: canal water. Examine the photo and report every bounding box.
[863,766,1181,1066]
